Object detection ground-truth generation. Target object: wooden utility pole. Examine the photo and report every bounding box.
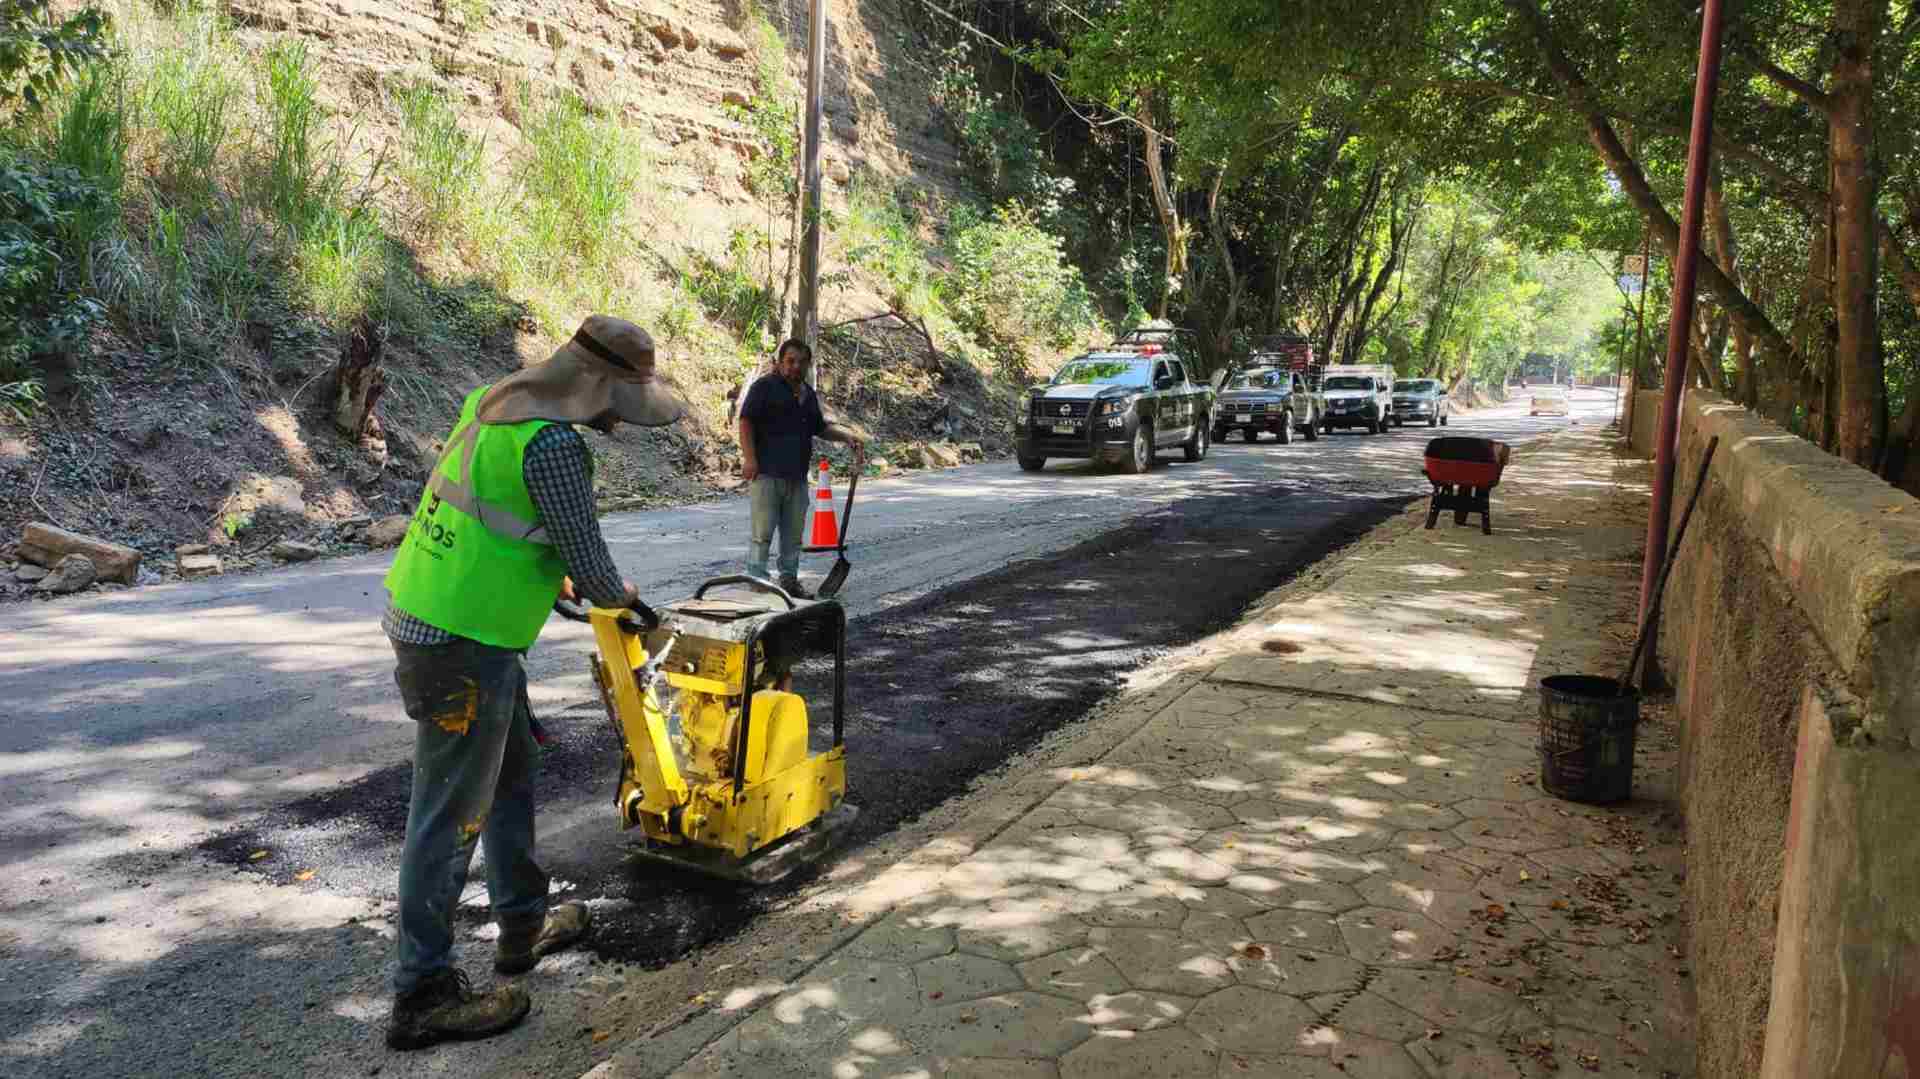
[791,0,827,361]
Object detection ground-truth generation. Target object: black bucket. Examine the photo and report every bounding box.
[1538,675,1640,804]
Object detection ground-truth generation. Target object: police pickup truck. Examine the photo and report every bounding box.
[1015,348,1212,473]
[1318,364,1396,435]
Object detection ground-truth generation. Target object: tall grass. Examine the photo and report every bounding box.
[394,80,487,240]
[136,2,240,207]
[256,39,348,235]
[516,93,643,276]
[41,64,126,255]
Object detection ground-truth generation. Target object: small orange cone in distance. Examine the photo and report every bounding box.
[808,458,839,547]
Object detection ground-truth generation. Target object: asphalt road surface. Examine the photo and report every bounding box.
[0,387,1621,1078]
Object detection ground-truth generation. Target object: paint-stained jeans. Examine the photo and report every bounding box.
[747,474,811,581]
[390,638,548,994]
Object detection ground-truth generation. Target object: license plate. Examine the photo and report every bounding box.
[1052,423,1077,434]
[1235,414,1251,424]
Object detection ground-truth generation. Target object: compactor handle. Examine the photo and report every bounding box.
[552,597,661,631]
[691,574,798,609]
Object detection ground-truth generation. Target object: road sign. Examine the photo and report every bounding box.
[1622,254,1647,276]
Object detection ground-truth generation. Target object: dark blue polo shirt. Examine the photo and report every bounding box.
[741,375,827,481]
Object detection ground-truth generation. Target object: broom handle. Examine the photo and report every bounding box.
[1620,435,1719,692]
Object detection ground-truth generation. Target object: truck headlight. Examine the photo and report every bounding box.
[1098,397,1132,415]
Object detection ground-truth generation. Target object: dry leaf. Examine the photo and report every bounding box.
[591,1030,610,1043]
[1517,869,1533,883]
[928,991,944,1001]
[247,850,270,862]
[293,870,315,882]
[1551,899,1570,911]
[1240,944,1267,961]
[958,1013,978,1025]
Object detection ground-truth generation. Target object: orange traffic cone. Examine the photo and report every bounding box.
[808,458,839,548]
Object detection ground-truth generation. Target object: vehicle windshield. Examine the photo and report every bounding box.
[1051,359,1149,387]
[1534,386,1567,397]
[1323,376,1373,391]
[1399,380,1439,394]
[1227,369,1285,390]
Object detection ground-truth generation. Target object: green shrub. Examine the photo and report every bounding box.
[0,146,109,384]
[1,375,44,420]
[842,181,942,318]
[931,55,1083,237]
[945,202,1096,353]
[0,2,110,115]
[684,226,778,346]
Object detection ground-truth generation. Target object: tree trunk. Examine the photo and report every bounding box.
[1881,392,1920,495]
[332,318,387,460]
[1827,0,1887,468]
[1206,168,1242,359]
[1347,177,1419,363]
[1139,95,1184,320]
[1705,175,1757,406]
[1268,125,1350,329]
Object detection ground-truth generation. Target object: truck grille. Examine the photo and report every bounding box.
[1031,399,1092,419]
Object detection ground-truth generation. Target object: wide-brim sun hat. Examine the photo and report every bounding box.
[475,314,686,428]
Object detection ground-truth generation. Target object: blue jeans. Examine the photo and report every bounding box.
[747,475,810,581]
[390,638,548,993]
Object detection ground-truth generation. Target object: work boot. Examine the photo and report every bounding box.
[778,576,813,599]
[385,968,529,1051]
[494,901,592,975]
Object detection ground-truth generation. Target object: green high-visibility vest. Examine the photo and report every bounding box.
[385,386,572,649]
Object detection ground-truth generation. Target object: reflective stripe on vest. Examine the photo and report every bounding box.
[425,419,552,547]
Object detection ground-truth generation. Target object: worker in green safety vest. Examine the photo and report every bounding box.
[379,315,685,1051]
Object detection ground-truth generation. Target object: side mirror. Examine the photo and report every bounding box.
[1154,375,1175,390]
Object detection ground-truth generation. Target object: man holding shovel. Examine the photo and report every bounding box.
[738,338,865,597]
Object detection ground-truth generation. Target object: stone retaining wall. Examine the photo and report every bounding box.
[1652,391,1920,1078]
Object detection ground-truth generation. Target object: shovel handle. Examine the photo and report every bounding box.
[1619,435,1719,693]
[837,470,860,546]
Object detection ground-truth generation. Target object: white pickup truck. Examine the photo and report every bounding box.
[1318,364,1396,435]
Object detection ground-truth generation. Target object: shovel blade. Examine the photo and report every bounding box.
[817,555,851,598]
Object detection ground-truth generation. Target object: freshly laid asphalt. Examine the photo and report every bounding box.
[0,389,1619,1078]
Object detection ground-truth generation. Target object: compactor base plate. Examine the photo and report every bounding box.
[622,803,862,885]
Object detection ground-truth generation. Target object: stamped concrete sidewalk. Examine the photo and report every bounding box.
[622,426,1695,1079]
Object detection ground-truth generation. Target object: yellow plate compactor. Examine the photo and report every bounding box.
[568,575,857,884]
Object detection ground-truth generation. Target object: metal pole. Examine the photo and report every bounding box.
[1611,296,1630,427]
[1639,0,1727,632]
[791,0,826,359]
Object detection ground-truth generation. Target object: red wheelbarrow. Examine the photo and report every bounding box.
[1423,436,1511,535]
